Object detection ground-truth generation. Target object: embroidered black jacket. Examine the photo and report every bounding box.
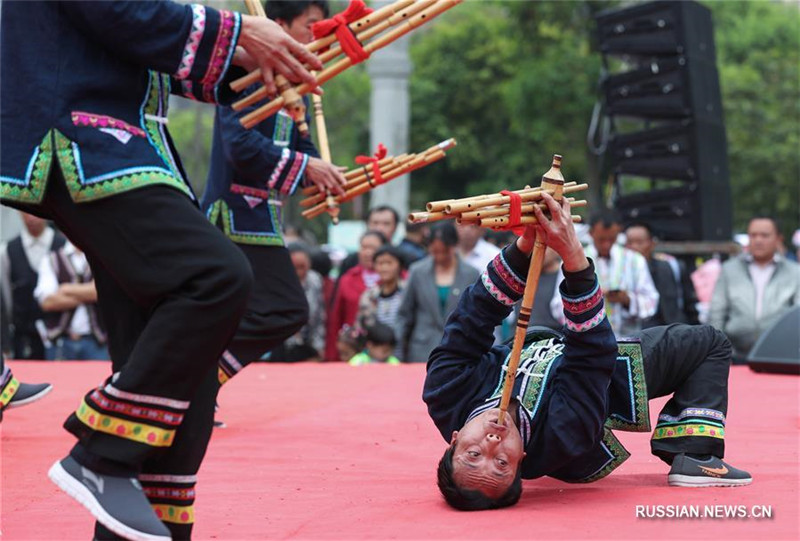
[423,243,650,483]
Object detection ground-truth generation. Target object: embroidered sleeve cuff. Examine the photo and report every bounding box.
[267,150,309,196]
[479,244,527,307]
[562,258,597,296]
[173,6,241,103]
[560,262,606,333]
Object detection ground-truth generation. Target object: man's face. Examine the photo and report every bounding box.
[367,210,397,242]
[748,218,780,262]
[20,212,46,237]
[290,251,310,282]
[590,223,621,258]
[624,226,654,260]
[456,224,482,249]
[278,6,325,44]
[374,253,401,284]
[450,408,526,499]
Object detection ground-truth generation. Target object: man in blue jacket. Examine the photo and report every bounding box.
[424,194,751,511]
[1,2,322,539]
[203,0,347,386]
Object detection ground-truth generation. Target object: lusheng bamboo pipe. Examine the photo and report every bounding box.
[299,154,417,207]
[302,139,455,201]
[302,149,446,219]
[310,75,339,223]
[427,181,579,213]
[497,155,565,426]
[462,198,587,221]
[445,183,588,215]
[317,0,437,65]
[481,213,584,228]
[230,0,416,93]
[239,0,463,129]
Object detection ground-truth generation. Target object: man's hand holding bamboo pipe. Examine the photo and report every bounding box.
[517,192,589,273]
[305,157,347,196]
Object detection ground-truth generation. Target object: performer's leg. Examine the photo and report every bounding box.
[89,271,217,540]
[217,244,308,383]
[41,169,251,466]
[640,324,730,463]
[41,168,252,537]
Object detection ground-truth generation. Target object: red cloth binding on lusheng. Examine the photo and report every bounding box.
[355,144,388,186]
[499,190,525,235]
[311,0,373,64]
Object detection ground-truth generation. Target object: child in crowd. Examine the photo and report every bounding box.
[337,325,366,364]
[348,323,400,366]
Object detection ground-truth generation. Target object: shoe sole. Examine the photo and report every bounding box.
[48,461,171,541]
[668,473,752,487]
[6,384,53,409]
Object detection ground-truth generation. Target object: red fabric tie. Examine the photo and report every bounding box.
[312,0,373,64]
[355,144,388,187]
[499,190,525,235]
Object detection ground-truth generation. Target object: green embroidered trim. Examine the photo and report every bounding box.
[606,342,651,433]
[653,423,725,440]
[143,73,182,180]
[207,199,285,246]
[53,130,190,203]
[572,429,631,484]
[0,131,54,204]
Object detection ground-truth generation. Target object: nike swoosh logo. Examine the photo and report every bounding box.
[699,465,729,477]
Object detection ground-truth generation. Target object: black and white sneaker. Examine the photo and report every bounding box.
[668,454,752,487]
[48,456,171,541]
[5,381,52,409]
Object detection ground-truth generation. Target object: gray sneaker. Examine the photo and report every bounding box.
[668,454,752,487]
[48,456,171,541]
[5,381,52,409]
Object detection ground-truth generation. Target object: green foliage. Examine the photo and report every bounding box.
[706,0,800,239]
[168,102,215,196]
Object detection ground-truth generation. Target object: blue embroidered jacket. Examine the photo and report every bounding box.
[1,1,243,206]
[201,95,318,246]
[423,243,650,483]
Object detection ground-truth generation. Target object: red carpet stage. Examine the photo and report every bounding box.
[2,362,798,540]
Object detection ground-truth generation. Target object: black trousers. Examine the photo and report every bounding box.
[217,243,308,382]
[640,324,732,463]
[7,167,253,539]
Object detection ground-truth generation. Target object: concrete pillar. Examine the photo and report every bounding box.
[366,5,412,220]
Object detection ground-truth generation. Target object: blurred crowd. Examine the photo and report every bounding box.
[2,207,799,365]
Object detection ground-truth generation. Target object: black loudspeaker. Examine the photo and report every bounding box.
[609,119,731,241]
[601,56,723,122]
[594,1,731,242]
[595,0,716,61]
[747,307,800,375]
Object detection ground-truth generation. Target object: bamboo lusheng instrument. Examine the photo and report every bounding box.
[299,154,417,207]
[301,149,446,219]
[309,74,341,223]
[300,140,456,220]
[301,139,454,207]
[497,155,565,425]
[425,181,580,214]
[444,183,587,215]
[408,184,587,226]
[230,0,417,94]
[236,0,463,129]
